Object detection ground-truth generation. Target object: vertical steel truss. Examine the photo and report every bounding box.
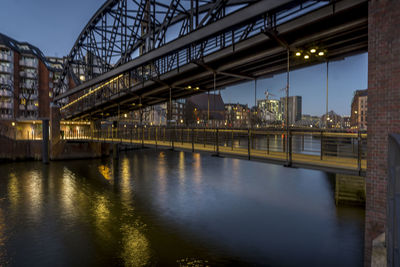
[56,0,259,96]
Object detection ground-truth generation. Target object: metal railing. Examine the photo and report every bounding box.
[64,127,367,173]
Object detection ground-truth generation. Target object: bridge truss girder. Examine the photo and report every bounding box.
[56,0,368,121]
[56,0,260,96]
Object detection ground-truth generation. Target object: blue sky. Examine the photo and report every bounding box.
[222,53,368,116]
[0,0,368,116]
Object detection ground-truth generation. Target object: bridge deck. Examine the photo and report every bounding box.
[69,136,366,176]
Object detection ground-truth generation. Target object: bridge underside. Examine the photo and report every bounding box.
[63,0,367,121]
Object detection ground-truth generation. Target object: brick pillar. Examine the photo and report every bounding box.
[366,1,400,265]
[50,103,61,160]
[50,103,60,143]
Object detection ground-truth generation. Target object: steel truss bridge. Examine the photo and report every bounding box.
[54,0,368,121]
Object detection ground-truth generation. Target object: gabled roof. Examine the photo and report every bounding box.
[187,93,225,111]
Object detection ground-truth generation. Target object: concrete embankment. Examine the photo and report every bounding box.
[0,136,112,161]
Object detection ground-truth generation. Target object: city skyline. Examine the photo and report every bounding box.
[0,0,368,116]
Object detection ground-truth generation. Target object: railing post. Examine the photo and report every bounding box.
[192,128,194,152]
[231,129,234,151]
[283,133,286,153]
[172,128,175,150]
[203,128,206,148]
[216,128,219,156]
[357,131,362,173]
[320,131,323,160]
[141,127,144,148]
[289,130,292,165]
[181,128,184,145]
[248,128,251,160]
[267,133,270,155]
[155,127,158,149]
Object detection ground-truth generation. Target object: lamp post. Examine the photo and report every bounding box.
[326,60,329,129]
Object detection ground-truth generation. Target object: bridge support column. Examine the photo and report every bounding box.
[91,119,101,140]
[42,119,49,164]
[113,143,119,160]
[366,1,400,265]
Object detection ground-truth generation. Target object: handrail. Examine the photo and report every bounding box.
[63,126,367,174]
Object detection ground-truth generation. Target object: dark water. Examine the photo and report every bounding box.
[0,149,364,266]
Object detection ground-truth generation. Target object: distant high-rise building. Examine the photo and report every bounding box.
[350,89,367,130]
[280,96,302,125]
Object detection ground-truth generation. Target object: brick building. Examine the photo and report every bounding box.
[185,93,225,127]
[350,89,367,130]
[224,103,250,128]
[0,33,61,127]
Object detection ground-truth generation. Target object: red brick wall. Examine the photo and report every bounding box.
[38,60,50,118]
[366,0,400,265]
[13,52,20,118]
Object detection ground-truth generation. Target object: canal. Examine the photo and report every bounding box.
[0,149,364,266]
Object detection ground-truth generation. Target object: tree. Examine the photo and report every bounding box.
[20,73,38,118]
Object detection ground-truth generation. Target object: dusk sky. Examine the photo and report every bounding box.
[0,0,368,116]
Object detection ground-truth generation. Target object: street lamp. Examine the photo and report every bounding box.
[294,47,328,128]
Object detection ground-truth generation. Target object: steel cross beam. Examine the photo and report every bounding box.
[55,0,293,101]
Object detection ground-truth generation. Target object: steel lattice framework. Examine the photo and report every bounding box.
[57,0,262,95]
[55,0,368,120]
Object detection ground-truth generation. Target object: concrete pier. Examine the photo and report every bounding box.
[42,119,49,164]
[335,174,365,206]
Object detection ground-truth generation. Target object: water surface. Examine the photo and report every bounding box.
[0,149,364,266]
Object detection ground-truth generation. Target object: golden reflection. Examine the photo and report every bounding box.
[178,152,186,185]
[93,194,112,240]
[120,157,133,204]
[192,153,202,186]
[7,172,19,211]
[158,152,167,194]
[121,222,151,267]
[26,170,43,221]
[0,206,6,264]
[61,168,77,219]
[98,165,112,180]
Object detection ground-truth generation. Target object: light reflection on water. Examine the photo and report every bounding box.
[0,202,7,266]
[0,149,364,266]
